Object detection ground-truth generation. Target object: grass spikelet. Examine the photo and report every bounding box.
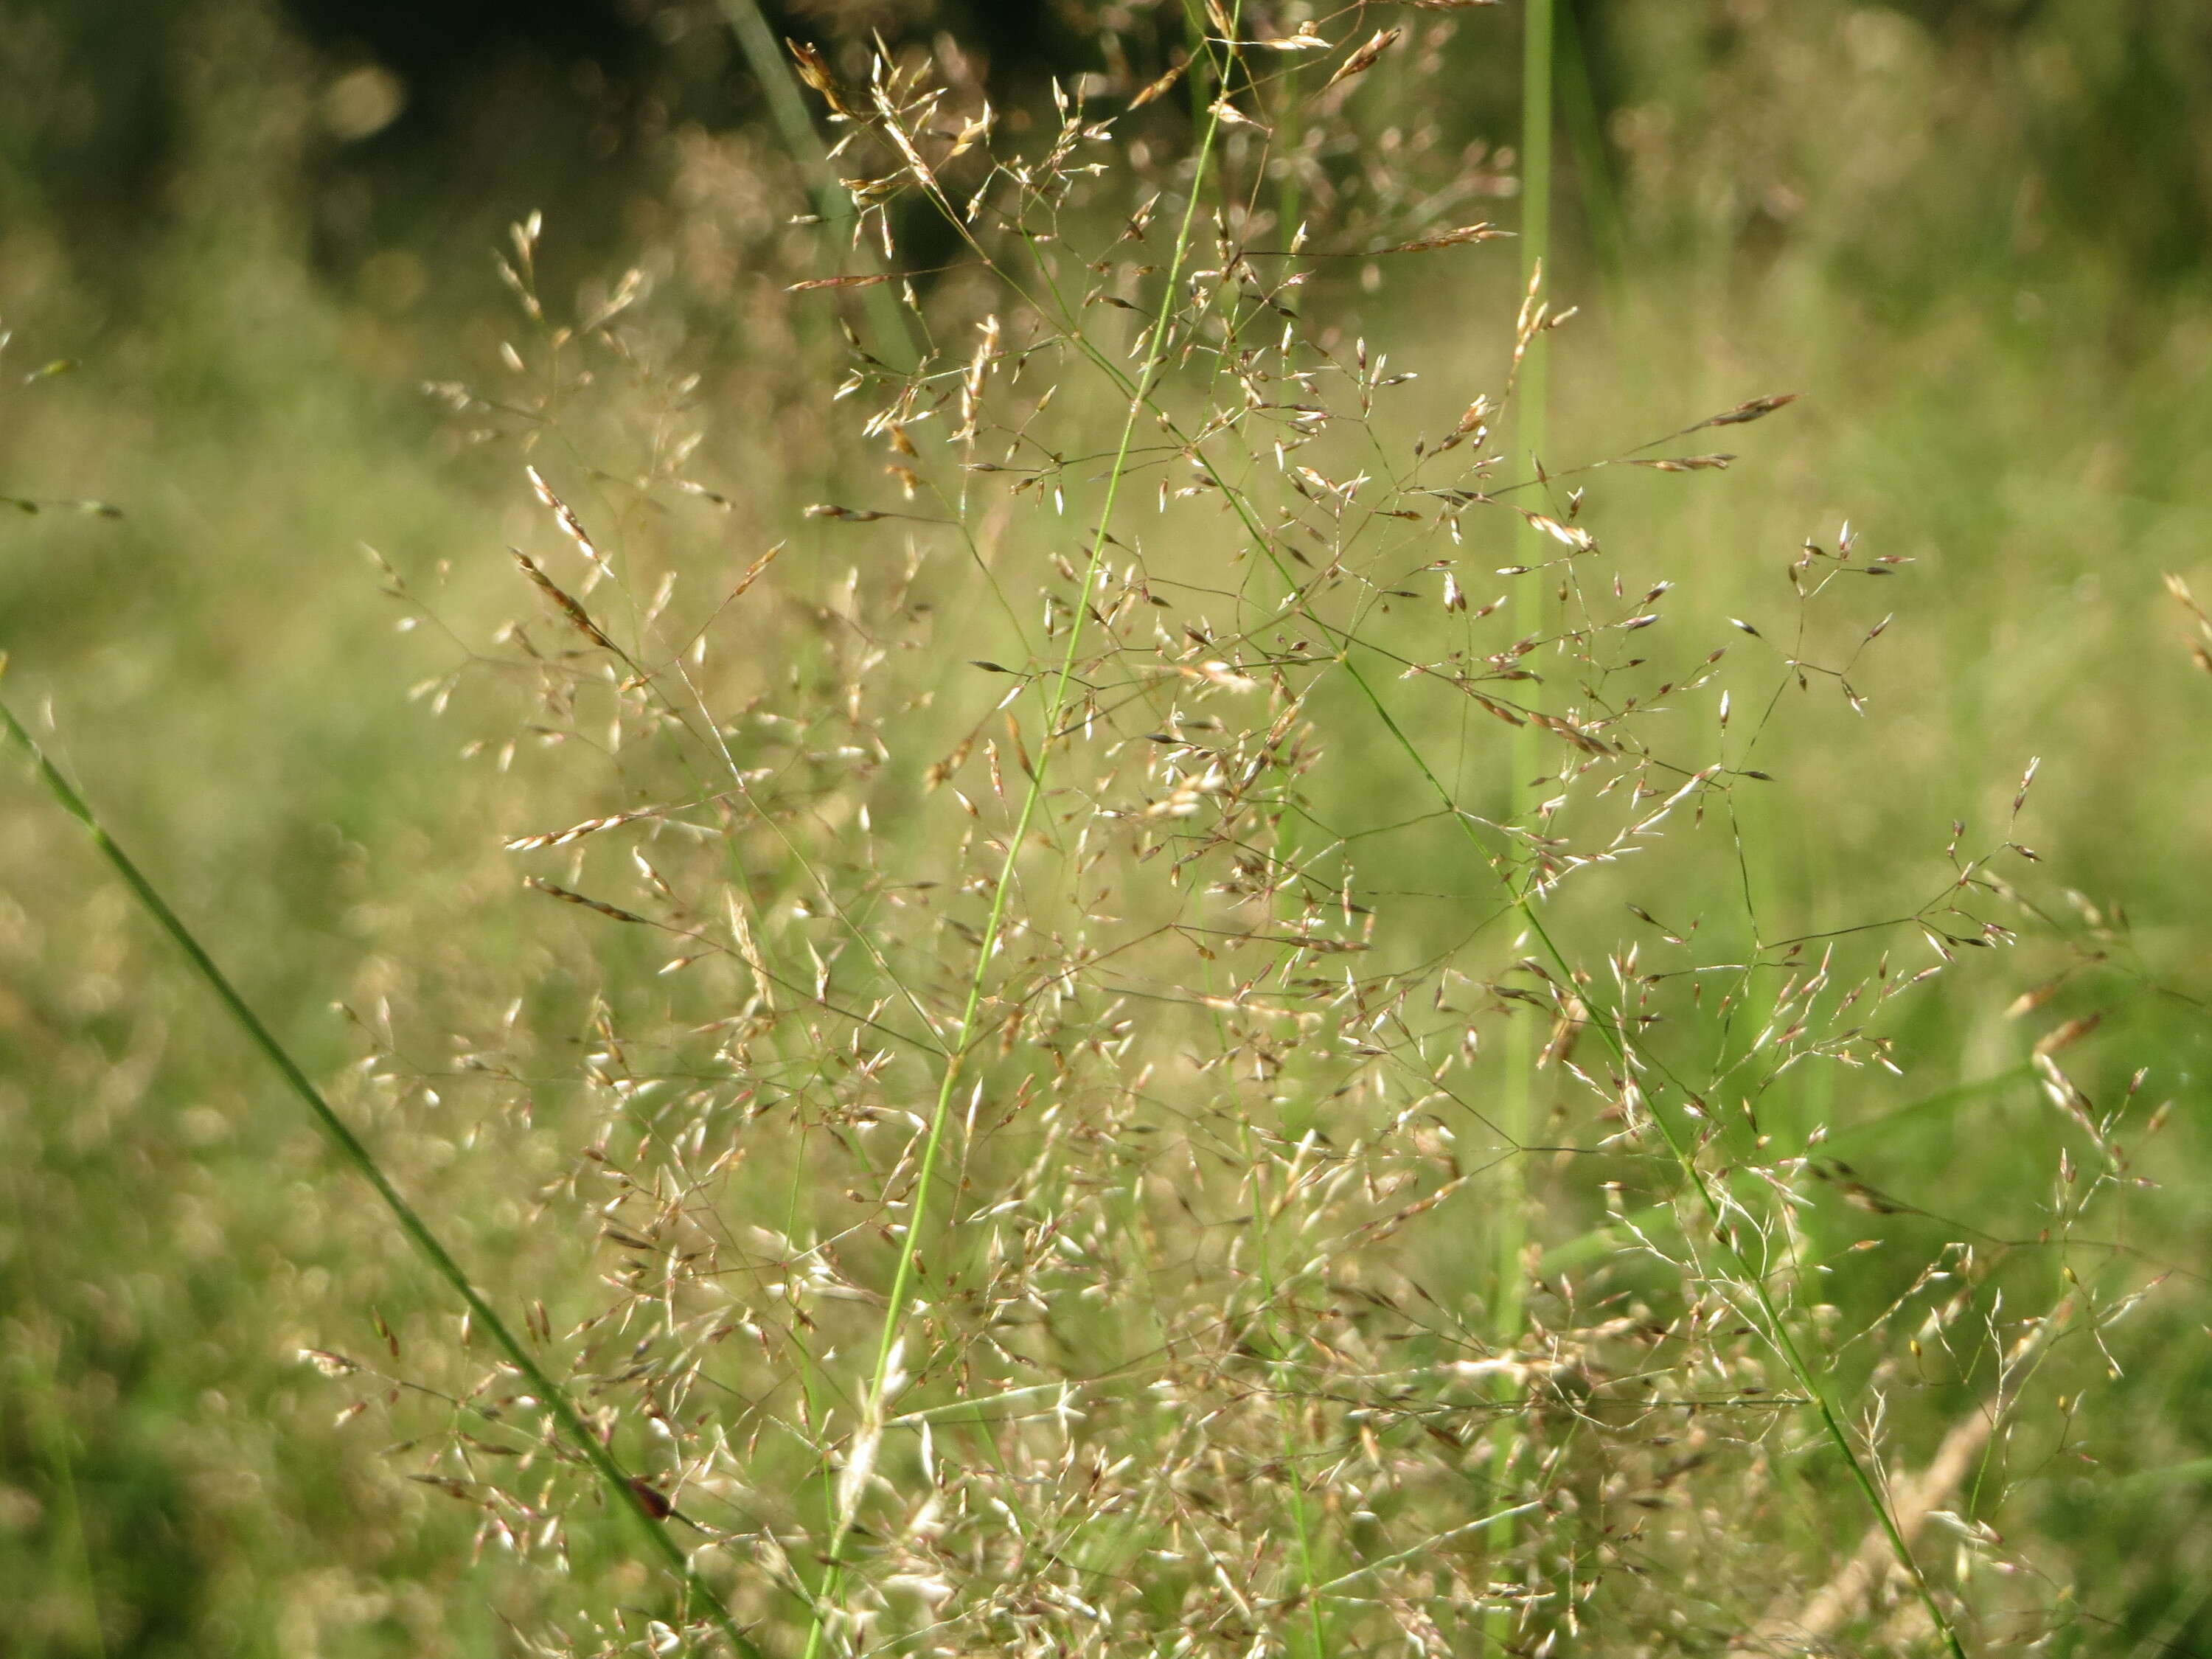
[512,549,624,658]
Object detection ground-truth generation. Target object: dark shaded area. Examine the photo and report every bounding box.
[1,0,1184,317]
[11,0,2210,310]
[1,1324,211,1657]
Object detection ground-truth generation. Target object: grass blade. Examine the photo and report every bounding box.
[0,678,764,1659]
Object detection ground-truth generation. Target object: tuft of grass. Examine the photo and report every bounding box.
[10,5,2212,1655]
[316,18,2114,1654]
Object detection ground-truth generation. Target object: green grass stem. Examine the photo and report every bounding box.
[0,678,765,1659]
[715,0,917,369]
[793,71,1234,1659]
[1485,0,1556,1633]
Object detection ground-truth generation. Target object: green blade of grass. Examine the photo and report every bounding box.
[0,677,764,1659]
[714,0,917,371]
[793,41,1239,1659]
[1486,0,1556,1635]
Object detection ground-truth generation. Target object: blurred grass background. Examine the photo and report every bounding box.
[4,0,2212,1652]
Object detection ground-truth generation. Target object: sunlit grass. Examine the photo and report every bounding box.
[5,7,2212,1656]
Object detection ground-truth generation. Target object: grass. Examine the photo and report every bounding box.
[0,676,762,1659]
[5,4,2212,1656]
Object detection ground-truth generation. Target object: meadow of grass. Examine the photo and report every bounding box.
[4,4,2212,1655]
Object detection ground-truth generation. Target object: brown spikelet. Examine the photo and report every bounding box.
[785,39,855,116]
[512,550,619,655]
[1320,28,1400,94]
[787,273,896,292]
[523,877,649,926]
[1378,223,1509,256]
[505,805,674,853]
[727,544,783,604]
[2034,1012,2102,1057]
[625,1478,675,1522]
[1127,56,1189,109]
[1698,393,1801,429]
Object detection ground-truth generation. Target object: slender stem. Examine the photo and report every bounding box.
[0,689,764,1659]
[1557,3,1625,296]
[13,1345,108,1659]
[795,80,1233,1659]
[1522,1,1555,309]
[1486,0,1554,1634]
[715,0,917,369]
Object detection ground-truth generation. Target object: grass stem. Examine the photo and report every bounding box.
[1485,0,1556,1633]
[793,71,1234,1659]
[0,681,765,1659]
